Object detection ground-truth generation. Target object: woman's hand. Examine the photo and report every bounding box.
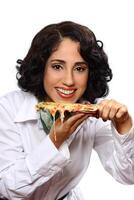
[49,113,89,148]
[98,99,132,134]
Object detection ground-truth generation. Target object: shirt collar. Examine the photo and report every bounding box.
[14,94,38,123]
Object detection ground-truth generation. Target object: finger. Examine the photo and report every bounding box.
[65,113,86,127]
[115,105,129,121]
[51,113,88,139]
[98,99,108,118]
[108,104,121,120]
[70,114,90,133]
[98,99,121,121]
[53,113,86,133]
[98,100,113,120]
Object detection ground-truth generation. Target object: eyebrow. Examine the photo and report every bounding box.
[50,59,88,65]
[50,59,65,63]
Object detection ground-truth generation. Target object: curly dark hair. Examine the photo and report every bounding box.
[16,21,112,103]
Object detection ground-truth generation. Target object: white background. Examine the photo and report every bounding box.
[0,0,134,199]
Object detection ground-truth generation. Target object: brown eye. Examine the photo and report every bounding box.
[51,64,63,70]
[75,65,88,72]
[76,67,84,72]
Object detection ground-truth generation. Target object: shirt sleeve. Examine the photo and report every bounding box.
[66,186,85,200]
[0,102,71,199]
[93,119,134,184]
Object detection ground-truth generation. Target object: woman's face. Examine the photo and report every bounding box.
[43,38,89,103]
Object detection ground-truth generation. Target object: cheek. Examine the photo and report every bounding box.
[43,70,62,89]
[43,70,51,90]
[77,75,88,88]
[43,76,50,87]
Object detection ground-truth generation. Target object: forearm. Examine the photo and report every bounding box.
[0,136,70,199]
[111,123,134,184]
[94,119,134,184]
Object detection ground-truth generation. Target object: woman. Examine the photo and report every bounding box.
[0,21,133,200]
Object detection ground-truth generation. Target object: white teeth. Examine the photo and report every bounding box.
[57,88,75,95]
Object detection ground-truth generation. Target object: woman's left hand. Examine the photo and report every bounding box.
[98,99,132,134]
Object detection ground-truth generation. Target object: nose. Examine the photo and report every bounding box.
[62,71,74,86]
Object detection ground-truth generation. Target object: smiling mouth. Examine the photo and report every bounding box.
[56,88,76,95]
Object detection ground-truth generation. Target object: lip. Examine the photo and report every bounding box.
[55,87,76,99]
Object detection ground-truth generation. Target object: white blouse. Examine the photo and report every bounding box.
[0,90,134,200]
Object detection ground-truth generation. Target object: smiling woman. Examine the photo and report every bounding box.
[16,21,112,104]
[43,38,89,103]
[0,21,134,200]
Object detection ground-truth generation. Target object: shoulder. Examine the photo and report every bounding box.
[0,90,24,101]
[0,90,36,115]
[0,90,30,105]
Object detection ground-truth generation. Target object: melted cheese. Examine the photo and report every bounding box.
[36,102,98,118]
[36,102,99,141]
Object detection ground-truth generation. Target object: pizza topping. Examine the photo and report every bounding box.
[36,102,99,118]
[36,102,99,142]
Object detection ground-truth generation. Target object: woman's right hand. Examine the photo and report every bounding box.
[49,113,89,148]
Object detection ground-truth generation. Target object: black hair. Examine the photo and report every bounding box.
[16,21,112,103]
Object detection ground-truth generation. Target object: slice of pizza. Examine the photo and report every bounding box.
[36,102,99,120]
